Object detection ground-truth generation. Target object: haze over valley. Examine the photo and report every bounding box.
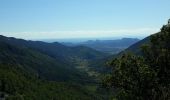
[0,0,170,100]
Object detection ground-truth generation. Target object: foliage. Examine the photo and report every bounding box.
[0,35,109,99]
[0,64,104,100]
[104,20,170,100]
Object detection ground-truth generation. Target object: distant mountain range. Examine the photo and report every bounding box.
[61,38,140,54]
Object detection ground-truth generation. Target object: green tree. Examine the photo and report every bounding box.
[141,21,170,100]
[104,20,170,100]
[104,53,156,100]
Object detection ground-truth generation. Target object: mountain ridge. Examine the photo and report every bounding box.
[61,38,139,54]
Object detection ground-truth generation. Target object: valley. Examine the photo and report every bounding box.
[0,0,169,99]
[61,38,139,54]
[0,20,170,99]
[0,35,112,99]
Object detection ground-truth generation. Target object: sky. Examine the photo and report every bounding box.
[0,0,170,40]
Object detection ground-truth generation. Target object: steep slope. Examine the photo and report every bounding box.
[103,19,170,100]
[0,35,107,62]
[0,35,108,80]
[0,40,90,82]
[122,37,150,55]
[0,36,108,99]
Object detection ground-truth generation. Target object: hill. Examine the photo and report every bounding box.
[0,35,109,99]
[122,37,150,55]
[103,19,170,100]
[62,38,139,54]
[0,37,91,82]
[0,35,107,61]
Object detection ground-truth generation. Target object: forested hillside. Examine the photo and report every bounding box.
[0,35,110,99]
[104,20,170,100]
[0,64,104,100]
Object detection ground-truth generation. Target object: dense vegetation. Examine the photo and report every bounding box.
[0,35,109,99]
[104,20,170,100]
[0,35,108,79]
[1,18,169,100]
[0,64,104,100]
[0,40,92,83]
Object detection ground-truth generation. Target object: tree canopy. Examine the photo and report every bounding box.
[104,20,170,100]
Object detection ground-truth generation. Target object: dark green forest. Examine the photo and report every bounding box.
[104,20,170,100]
[0,20,170,100]
[0,33,109,99]
[0,64,106,100]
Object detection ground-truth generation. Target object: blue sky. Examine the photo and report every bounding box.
[0,0,170,40]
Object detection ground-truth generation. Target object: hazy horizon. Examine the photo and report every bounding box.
[0,0,170,39]
[38,36,141,43]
